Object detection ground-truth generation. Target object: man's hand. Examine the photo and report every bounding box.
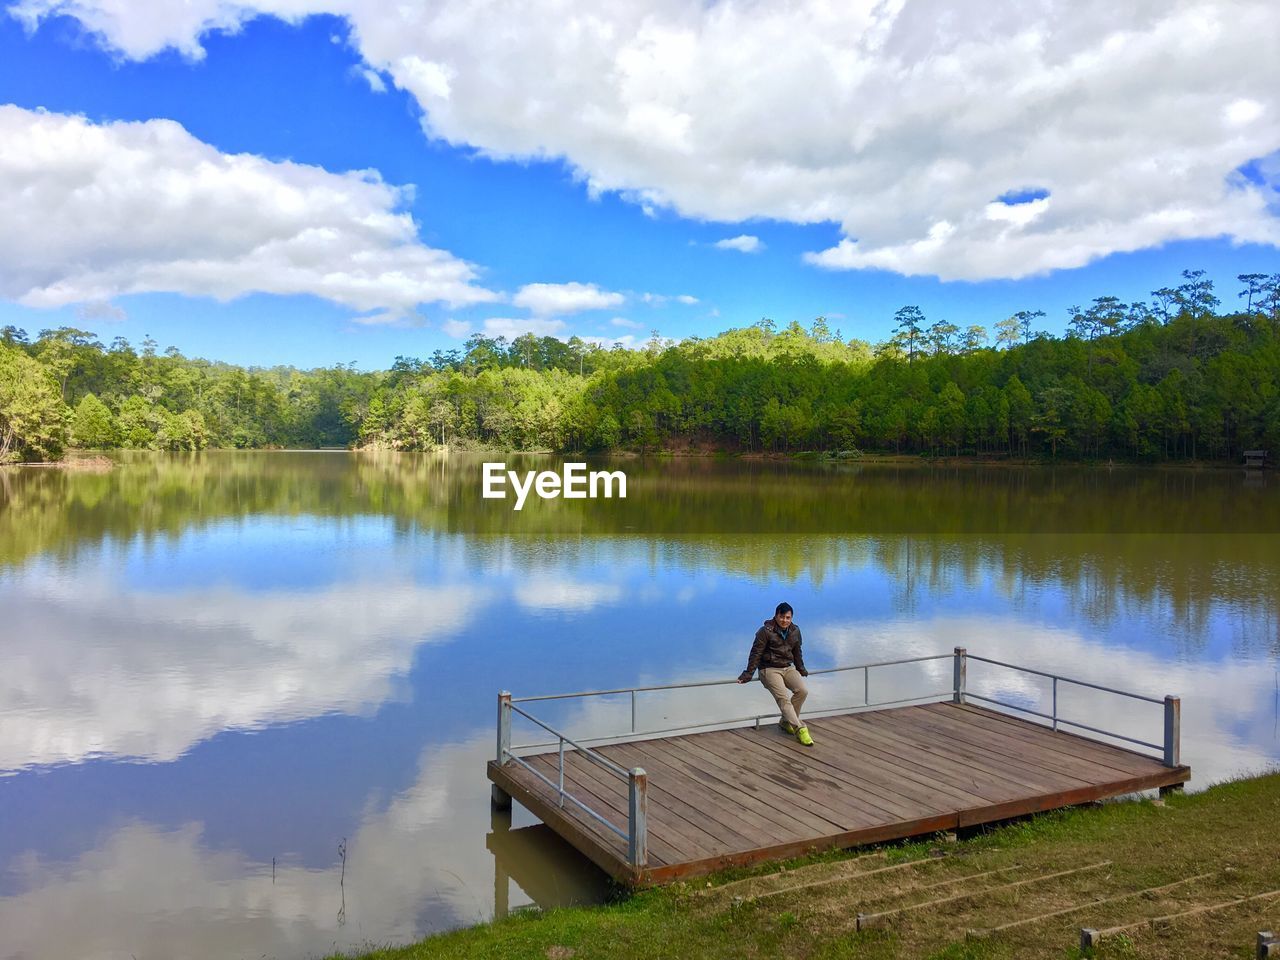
[737,671,752,684]
[798,668,809,677]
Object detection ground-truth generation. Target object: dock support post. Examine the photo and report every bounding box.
[1259,931,1278,959]
[953,647,967,704]
[628,767,648,868]
[1163,695,1180,767]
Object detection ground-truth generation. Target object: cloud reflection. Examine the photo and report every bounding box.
[0,736,600,960]
[0,566,488,771]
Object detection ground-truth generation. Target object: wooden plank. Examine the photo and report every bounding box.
[488,760,639,882]
[727,724,990,815]
[878,705,1111,787]
[724,726,927,821]
[940,702,1166,775]
[829,711,1064,797]
[876,707,1090,792]
[523,754,698,861]
[619,736,816,842]
[942,701,1161,772]
[613,738,804,847]
[721,727,952,829]
[508,757,664,862]
[805,715,1019,806]
[857,708,1086,793]
[586,743,766,854]
[951,765,1191,828]
[719,728,921,826]
[727,727,936,829]
[922,701,1147,776]
[918,703,1155,783]
[527,752,717,863]
[675,732,859,832]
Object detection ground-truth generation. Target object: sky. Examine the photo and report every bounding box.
[0,0,1278,369]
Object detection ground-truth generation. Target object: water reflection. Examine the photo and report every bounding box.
[0,453,1276,959]
[0,531,486,771]
[0,736,604,960]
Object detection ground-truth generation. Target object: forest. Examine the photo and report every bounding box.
[1,269,1277,464]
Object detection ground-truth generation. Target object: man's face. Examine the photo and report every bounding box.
[774,610,793,630]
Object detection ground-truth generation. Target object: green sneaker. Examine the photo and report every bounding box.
[779,720,797,735]
[795,726,814,747]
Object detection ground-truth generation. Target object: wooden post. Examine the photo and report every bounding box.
[1260,932,1279,959]
[1080,928,1101,951]
[628,767,648,867]
[492,691,512,810]
[953,647,967,704]
[1163,695,1180,767]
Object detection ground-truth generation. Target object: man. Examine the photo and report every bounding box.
[737,602,814,746]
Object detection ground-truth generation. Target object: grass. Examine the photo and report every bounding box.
[327,772,1280,960]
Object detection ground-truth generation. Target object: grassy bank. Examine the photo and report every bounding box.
[332,772,1280,960]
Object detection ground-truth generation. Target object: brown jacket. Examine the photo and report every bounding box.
[739,618,807,681]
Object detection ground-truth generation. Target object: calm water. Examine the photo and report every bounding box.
[1,452,1277,960]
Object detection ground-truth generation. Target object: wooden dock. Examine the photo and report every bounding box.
[488,698,1190,886]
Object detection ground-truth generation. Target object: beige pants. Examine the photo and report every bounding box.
[761,666,808,729]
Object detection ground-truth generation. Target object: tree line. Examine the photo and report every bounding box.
[1,268,1278,463]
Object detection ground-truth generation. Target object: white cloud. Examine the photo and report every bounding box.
[349,309,425,326]
[481,316,565,338]
[441,318,471,338]
[352,64,388,93]
[0,105,497,316]
[583,334,636,349]
[714,234,763,254]
[640,292,699,306]
[610,316,642,329]
[74,299,127,323]
[512,281,624,315]
[15,1,1280,280]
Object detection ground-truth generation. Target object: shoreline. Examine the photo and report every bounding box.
[28,446,1262,472]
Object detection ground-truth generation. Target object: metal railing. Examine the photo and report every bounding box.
[511,653,955,749]
[494,648,1182,868]
[496,693,648,867]
[958,651,1181,766]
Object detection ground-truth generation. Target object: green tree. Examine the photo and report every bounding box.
[116,395,157,448]
[892,306,927,362]
[0,342,68,462]
[71,393,120,448]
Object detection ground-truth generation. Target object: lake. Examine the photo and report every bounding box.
[1,452,1277,960]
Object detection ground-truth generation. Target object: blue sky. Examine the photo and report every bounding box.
[1,3,1278,369]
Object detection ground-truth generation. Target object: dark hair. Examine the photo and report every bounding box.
[775,602,793,616]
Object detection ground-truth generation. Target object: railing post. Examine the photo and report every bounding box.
[492,690,513,810]
[558,736,566,806]
[1052,676,1058,731]
[864,665,870,706]
[953,647,967,704]
[628,767,648,868]
[497,691,511,764]
[631,689,637,733]
[1163,695,1181,767]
